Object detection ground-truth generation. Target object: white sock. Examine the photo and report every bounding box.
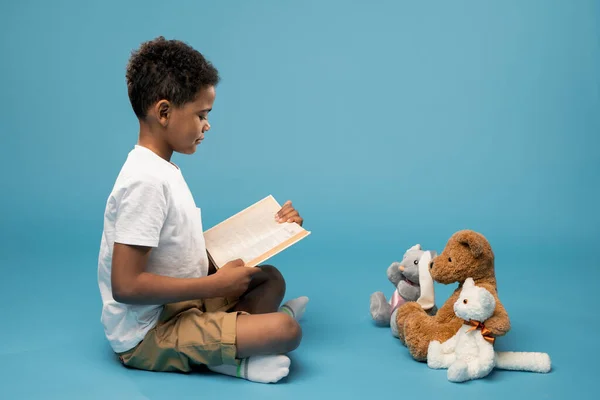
[207,297,306,383]
[279,296,309,320]
[208,355,291,384]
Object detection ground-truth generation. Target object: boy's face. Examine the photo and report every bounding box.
[156,85,216,155]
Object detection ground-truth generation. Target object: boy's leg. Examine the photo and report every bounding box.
[233,265,285,313]
[206,265,308,383]
[235,312,302,357]
[206,312,302,383]
[233,264,309,320]
[118,302,301,383]
[118,281,307,384]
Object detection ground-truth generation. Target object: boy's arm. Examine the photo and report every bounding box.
[111,243,260,305]
[110,179,216,304]
[111,243,221,304]
[109,179,258,304]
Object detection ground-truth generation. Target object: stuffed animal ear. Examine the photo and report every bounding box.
[407,244,421,252]
[416,251,436,311]
[463,277,475,289]
[456,231,484,258]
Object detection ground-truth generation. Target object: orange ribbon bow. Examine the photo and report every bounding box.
[466,320,495,344]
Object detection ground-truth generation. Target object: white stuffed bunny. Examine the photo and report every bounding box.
[427,278,551,383]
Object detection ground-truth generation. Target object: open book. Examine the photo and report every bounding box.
[203,195,311,269]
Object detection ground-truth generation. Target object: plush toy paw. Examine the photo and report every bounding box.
[448,360,470,383]
[370,291,392,326]
[387,261,404,284]
[427,341,444,369]
[397,280,420,301]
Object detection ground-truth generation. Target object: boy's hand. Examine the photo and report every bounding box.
[275,200,303,226]
[213,259,261,297]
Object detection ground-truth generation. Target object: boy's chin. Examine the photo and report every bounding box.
[178,145,199,155]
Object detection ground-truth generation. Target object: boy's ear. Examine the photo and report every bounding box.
[155,100,171,126]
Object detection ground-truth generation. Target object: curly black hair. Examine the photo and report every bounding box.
[125,36,220,118]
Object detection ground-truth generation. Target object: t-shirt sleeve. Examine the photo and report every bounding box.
[114,178,168,247]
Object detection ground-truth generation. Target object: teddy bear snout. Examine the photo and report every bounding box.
[398,265,405,272]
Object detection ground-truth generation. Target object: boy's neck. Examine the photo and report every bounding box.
[137,122,173,162]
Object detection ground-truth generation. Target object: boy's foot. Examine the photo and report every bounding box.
[279,296,309,320]
[208,355,291,384]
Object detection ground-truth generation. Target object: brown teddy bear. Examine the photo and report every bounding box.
[395,229,511,361]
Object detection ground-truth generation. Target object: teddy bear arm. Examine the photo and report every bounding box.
[473,283,510,336]
[485,298,511,336]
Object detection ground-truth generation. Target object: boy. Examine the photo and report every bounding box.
[97,36,309,384]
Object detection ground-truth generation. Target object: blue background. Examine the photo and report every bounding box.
[1,0,599,399]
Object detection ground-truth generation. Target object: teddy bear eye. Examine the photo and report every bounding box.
[448,257,452,262]
[463,299,468,304]
[413,260,418,265]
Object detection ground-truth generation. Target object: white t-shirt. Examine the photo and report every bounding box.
[97,145,209,353]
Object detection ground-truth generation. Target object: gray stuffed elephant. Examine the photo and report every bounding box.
[370,244,438,336]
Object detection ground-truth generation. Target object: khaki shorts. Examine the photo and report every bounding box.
[117,297,246,373]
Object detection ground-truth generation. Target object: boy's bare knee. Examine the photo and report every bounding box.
[275,313,302,353]
[259,265,286,295]
[260,265,284,284]
[235,312,302,358]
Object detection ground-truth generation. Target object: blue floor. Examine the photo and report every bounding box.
[1,240,598,399]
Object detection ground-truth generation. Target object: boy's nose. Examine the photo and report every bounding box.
[204,122,211,132]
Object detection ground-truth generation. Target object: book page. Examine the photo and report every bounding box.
[204,195,311,268]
